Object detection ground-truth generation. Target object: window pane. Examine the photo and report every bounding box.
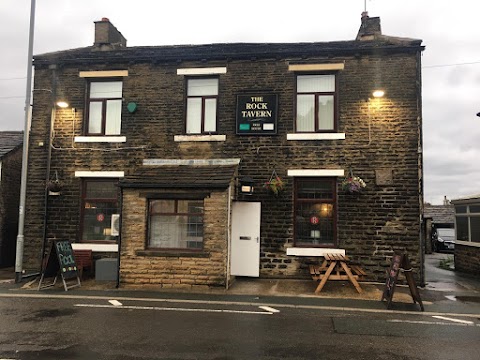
[86,181,117,198]
[296,95,315,132]
[82,201,117,241]
[151,200,175,214]
[297,180,333,199]
[469,205,480,214]
[90,82,122,99]
[188,78,218,96]
[105,99,122,135]
[317,95,334,130]
[149,215,185,248]
[204,98,217,132]
[177,200,203,214]
[470,217,480,243]
[88,102,102,134]
[455,205,467,214]
[186,98,202,134]
[456,217,469,241]
[295,202,334,245]
[297,75,335,93]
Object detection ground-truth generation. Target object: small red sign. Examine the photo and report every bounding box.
[96,213,105,222]
[310,216,319,225]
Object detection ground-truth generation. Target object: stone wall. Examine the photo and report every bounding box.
[120,188,230,288]
[455,244,480,276]
[24,49,423,282]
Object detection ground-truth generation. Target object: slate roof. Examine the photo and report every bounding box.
[33,36,424,66]
[423,205,455,225]
[119,165,237,189]
[0,131,23,158]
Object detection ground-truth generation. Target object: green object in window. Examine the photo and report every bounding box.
[127,102,137,113]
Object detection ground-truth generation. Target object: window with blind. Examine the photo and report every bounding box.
[86,81,123,135]
[186,78,218,134]
[296,74,336,132]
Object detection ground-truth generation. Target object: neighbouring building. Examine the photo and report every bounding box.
[23,14,425,288]
[423,201,455,253]
[0,131,23,268]
[451,194,480,276]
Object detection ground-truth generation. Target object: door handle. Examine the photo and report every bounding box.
[256,237,259,243]
[239,236,251,240]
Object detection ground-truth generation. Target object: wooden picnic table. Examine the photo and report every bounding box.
[309,253,365,294]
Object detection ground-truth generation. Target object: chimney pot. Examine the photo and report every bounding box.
[101,17,110,22]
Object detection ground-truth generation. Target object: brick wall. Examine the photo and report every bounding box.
[24,49,422,283]
[455,244,480,276]
[0,147,22,267]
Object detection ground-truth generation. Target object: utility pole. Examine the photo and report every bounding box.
[15,0,36,283]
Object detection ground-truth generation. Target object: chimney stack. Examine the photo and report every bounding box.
[356,12,382,41]
[94,18,127,47]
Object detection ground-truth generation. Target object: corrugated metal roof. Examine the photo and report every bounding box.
[0,131,23,158]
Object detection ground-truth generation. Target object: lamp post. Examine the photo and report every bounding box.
[15,0,36,283]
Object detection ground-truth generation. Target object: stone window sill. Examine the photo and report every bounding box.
[287,133,345,141]
[174,135,226,142]
[75,136,126,143]
[136,250,209,258]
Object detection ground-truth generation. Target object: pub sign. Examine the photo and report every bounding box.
[236,94,278,135]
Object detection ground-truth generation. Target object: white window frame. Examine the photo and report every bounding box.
[455,203,480,246]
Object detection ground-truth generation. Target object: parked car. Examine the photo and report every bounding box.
[433,228,455,252]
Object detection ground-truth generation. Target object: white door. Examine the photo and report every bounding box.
[231,201,261,277]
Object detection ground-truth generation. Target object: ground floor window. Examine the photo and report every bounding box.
[148,199,204,250]
[81,179,119,241]
[294,178,336,247]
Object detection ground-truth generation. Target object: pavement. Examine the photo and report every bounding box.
[1,253,479,315]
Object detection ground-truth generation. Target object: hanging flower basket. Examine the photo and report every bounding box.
[264,170,284,195]
[341,173,366,194]
[47,180,62,192]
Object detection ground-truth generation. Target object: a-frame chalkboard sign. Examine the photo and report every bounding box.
[38,240,81,291]
[381,253,424,311]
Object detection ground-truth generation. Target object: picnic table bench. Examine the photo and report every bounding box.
[309,253,365,294]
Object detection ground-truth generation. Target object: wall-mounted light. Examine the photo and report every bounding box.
[239,176,254,195]
[372,89,385,98]
[56,101,69,108]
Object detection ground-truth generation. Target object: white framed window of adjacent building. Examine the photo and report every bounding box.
[455,204,480,244]
[186,77,219,134]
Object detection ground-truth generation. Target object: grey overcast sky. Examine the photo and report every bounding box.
[0,0,479,205]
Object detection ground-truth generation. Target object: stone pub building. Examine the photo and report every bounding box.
[23,14,425,288]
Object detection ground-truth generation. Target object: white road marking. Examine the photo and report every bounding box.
[259,306,280,313]
[74,303,274,315]
[388,319,474,327]
[445,295,457,301]
[1,292,479,319]
[108,299,123,306]
[432,315,474,325]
